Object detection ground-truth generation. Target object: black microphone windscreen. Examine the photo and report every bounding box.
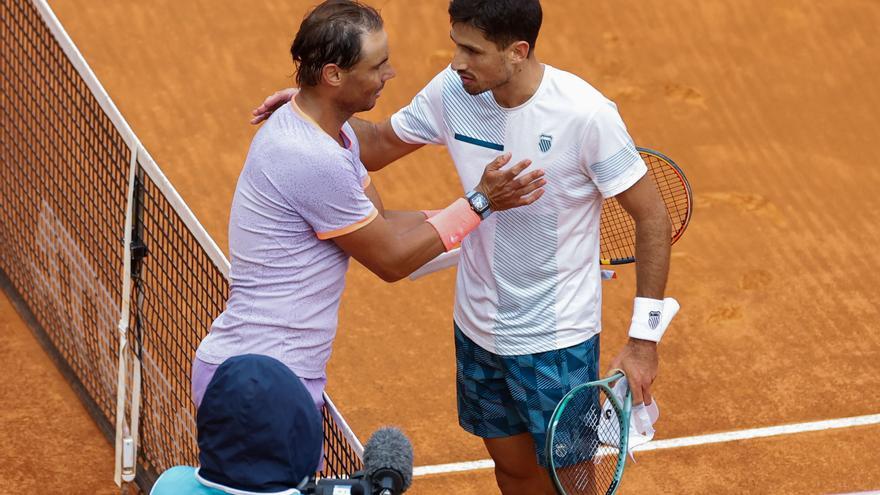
[363,427,414,492]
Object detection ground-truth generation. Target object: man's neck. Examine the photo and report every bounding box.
[294,90,351,145]
[492,58,545,109]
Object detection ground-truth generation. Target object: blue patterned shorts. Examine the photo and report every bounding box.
[454,322,600,466]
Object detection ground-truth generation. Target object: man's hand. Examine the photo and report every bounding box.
[474,153,546,211]
[609,339,659,406]
[251,88,297,125]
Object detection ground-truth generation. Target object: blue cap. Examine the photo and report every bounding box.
[196,354,322,492]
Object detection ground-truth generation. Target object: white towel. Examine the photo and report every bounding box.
[598,376,660,462]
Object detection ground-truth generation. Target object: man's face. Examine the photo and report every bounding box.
[338,29,395,113]
[449,22,514,96]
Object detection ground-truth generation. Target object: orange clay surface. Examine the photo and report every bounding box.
[3,0,880,493]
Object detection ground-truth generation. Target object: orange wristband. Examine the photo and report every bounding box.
[426,198,481,251]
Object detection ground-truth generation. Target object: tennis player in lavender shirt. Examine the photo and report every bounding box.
[193,1,545,412]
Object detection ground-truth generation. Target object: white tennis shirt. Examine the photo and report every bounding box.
[391,65,647,355]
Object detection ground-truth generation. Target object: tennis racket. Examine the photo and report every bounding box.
[600,147,693,265]
[546,372,631,495]
[546,298,680,495]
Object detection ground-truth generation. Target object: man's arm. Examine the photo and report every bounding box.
[332,211,444,283]
[618,174,671,299]
[336,154,545,282]
[349,117,422,172]
[364,182,432,232]
[609,173,671,406]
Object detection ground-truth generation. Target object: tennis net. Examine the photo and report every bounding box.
[0,0,363,491]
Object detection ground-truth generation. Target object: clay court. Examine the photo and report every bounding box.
[2,0,880,493]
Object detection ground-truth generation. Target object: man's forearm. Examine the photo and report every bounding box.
[380,222,447,282]
[384,210,430,232]
[634,213,671,299]
[616,213,667,405]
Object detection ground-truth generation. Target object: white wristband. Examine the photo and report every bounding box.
[628,297,680,343]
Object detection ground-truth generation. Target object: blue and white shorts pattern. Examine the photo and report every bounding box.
[454,322,600,466]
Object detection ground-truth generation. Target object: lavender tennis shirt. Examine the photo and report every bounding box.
[196,101,377,379]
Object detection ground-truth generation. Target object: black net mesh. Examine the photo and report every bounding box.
[0,0,128,431]
[0,0,362,491]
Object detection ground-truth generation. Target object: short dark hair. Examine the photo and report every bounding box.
[448,0,542,54]
[290,0,384,87]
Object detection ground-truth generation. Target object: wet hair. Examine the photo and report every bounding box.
[448,0,542,54]
[290,0,384,87]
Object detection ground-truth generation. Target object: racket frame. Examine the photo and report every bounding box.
[546,372,633,495]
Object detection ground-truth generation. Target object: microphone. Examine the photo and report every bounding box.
[363,427,414,495]
[302,427,413,495]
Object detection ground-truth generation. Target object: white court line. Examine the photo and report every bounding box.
[413,413,880,477]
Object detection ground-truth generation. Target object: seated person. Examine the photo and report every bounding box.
[151,354,322,494]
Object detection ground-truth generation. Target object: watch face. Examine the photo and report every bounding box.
[471,193,489,211]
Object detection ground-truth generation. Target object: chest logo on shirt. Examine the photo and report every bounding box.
[539,134,553,153]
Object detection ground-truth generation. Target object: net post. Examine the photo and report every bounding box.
[114,146,138,486]
[127,156,149,488]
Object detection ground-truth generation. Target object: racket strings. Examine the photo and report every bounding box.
[551,387,623,494]
[599,151,692,264]
[644,154,691,242]
[599,199,636,262]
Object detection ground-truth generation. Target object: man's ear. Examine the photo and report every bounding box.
[508,41,531,64]
[321,64,344,87]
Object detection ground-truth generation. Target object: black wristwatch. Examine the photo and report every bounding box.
[466,190,492,220]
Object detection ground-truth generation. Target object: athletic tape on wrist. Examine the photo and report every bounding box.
[628,297,680,342]
[426,198,481,251]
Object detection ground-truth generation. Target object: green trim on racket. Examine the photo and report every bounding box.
[599,147,693,266]
[546,372,632,495]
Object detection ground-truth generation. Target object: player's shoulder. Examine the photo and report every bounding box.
[257,109,347,163]
[542,65,614,118]
[245,128,354,194]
